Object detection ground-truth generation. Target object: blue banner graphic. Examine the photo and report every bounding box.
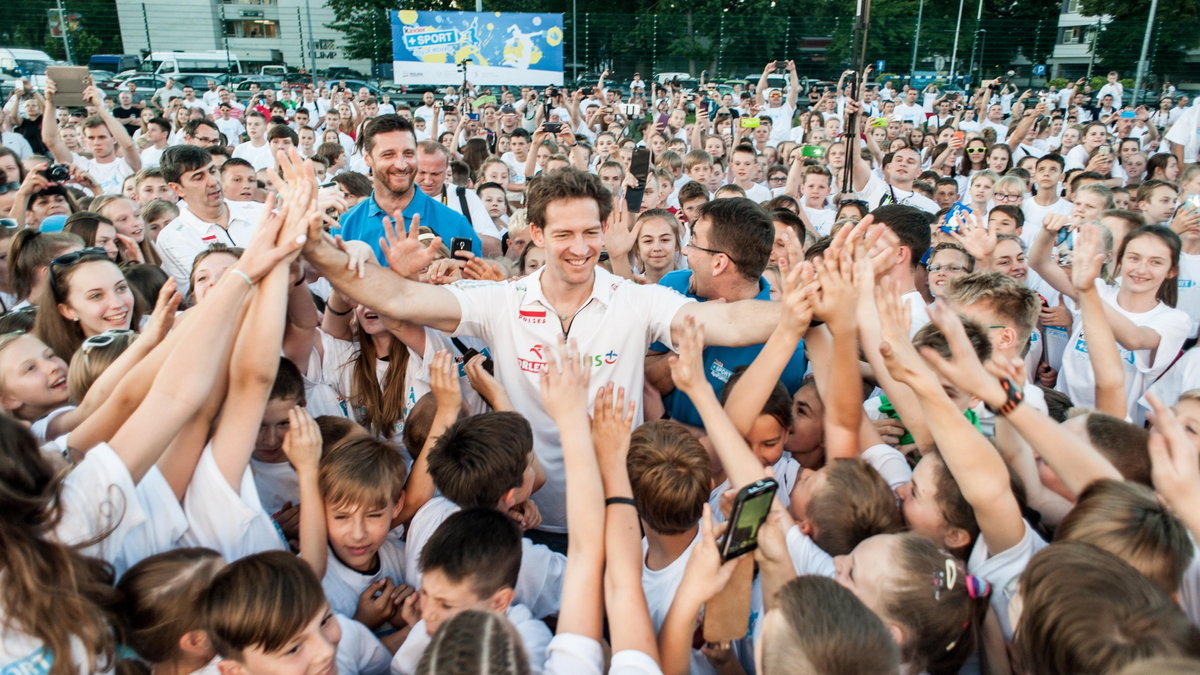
[391,11,564,86]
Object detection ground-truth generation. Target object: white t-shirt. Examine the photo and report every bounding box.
[446,268,693,531]
[893,103,926,126]
[157,200,266,294]
[140,144,167,169]
[1175,252,1200,338]
[640,532,715,675]
[802,205,836,236]
[403,497,566,620]
[860,443,913,493]
[544,634,662,675]
[1163,103,1200,164]
[432,184,502,240]
[215,117,245,143]
[1064,144,1091,172]
[389,603,551,675]
[233,140,276,172]
[902,289,932,337]
[1020,198,1073,247]
[335,613,393,675]
[967,520,1048,640]
[71,153,133,195]
[1141,345,1200,413]
[113,465,189,578]
[760,103,795,143]
[740,182,772,204]
[860,174,939,214]
[322,533,407,621]
[182,443,289,561]
[250,458,300,517]
[1057,280,1191,422]
[785,525,837,577]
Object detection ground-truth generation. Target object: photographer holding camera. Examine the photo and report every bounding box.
[41,79,141,196]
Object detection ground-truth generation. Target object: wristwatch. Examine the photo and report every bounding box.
[984,378,1024,416]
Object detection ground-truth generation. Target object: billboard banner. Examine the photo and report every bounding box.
[391,11,564,87]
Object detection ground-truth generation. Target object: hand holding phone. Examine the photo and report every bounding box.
[450,237,473,260]
[720,479,778,561]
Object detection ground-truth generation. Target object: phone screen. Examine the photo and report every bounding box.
[720,479,778,561]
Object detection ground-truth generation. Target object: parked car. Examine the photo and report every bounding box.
[112,74,167,100]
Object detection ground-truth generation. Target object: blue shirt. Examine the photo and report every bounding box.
[654,270,807,428]
[337,189,481,266]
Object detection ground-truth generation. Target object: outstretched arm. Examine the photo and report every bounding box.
[304,212,462,334]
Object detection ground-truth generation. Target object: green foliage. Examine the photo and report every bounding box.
[1077,0,1200,82]
[1047,77,1069,89]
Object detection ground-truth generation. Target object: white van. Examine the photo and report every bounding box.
[0,48,55,89]
[143,51,242,78]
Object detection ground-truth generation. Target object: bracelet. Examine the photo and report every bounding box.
[984,378,1024,416]
[229,268,254,286]
[326,303,353,316]
[605,496,638,508]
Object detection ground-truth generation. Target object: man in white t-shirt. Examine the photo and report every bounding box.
[1021,154,1073,245]
[41,81,140,195]
[981,103,1010,143]
[232,110,274,171]
[755,61,798,144]
[303,163,791,534]
[728,143,772,202]
[847,111,939,214]
[1165,101,1200,165]
[1098,71,1124,110]
[866,203,933,336]
[893,88,926,126]
[139,116,171,169]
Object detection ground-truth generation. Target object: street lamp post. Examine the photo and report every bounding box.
[910,0,925,76]
[949,0,966,83]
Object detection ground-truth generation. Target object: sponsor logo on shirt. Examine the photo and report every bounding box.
[710,358,733,383]
[1179,279,1196,289]
[519,308,547,324]
[201,234,218,241]
[1074,338,1089,354]
[589,350,620,367]
[518,344,547,373]
[3,647,52,675]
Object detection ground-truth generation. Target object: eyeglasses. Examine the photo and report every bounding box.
[685,242,741,267]
[926,264,969,274]
[965,148,987,154]
[993,193,1022,203]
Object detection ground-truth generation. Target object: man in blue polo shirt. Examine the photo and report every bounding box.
[646,198,807,427]
[337,115,480,265]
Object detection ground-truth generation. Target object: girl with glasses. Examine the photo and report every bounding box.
[958,137,989,176]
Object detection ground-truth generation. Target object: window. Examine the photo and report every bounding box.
[224,19,279,39]
[1066,0,1080,13]
[1063,27,1080,44]
[223,0,275,4]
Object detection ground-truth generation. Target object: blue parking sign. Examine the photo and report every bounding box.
[1033,64,1046,76]
[876,60,886,72]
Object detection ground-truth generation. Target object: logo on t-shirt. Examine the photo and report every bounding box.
[518,344,547,373]
[519,308,547,324]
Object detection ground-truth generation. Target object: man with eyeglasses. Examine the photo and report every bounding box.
[650,197,807,429]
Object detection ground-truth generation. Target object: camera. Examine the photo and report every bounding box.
[40,164,70,183]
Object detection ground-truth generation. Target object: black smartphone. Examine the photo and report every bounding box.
[774,60,787,70]
[624,147,653,213]
[720,478,778,561]
[541,122,563,133]
[450,237,473,259]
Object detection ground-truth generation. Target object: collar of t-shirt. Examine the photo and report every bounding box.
[519,265,622,316]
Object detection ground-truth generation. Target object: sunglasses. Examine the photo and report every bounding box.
[81,329,135,367]
[49,247,109,291]
[966,148,987,154]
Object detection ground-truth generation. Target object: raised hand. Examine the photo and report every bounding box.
[592,383,636,468]
[950,210,997,263]
[281,406,322,473]
[381,212,439,280]
[1145,392,1200,515]
[668,315,708,396]
[540,338,589,422]
[1069,222,1106,292]
[141,278,182,344]
[919,302,1008,407]
[874,279,926,386]
[236,194,308,283]
[428,350,463,419]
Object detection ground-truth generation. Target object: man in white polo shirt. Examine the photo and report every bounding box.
[157,145,265,293]
[304,167,791,539]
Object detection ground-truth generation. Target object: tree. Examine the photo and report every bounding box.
[1078,0,1200,83]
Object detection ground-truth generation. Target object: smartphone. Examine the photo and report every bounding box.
[740,117,761,129]
[952,130,965,143]
[1119,110,1136,119]
[450,237,473,259]
[625,147,653,213]
[800,144,825,158]
[467,112,480,121]
[46,66,90,107]
[1098,145,1111,157]
[720,479,778,561]
[774,60,787,70]
[540,122,563,134]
